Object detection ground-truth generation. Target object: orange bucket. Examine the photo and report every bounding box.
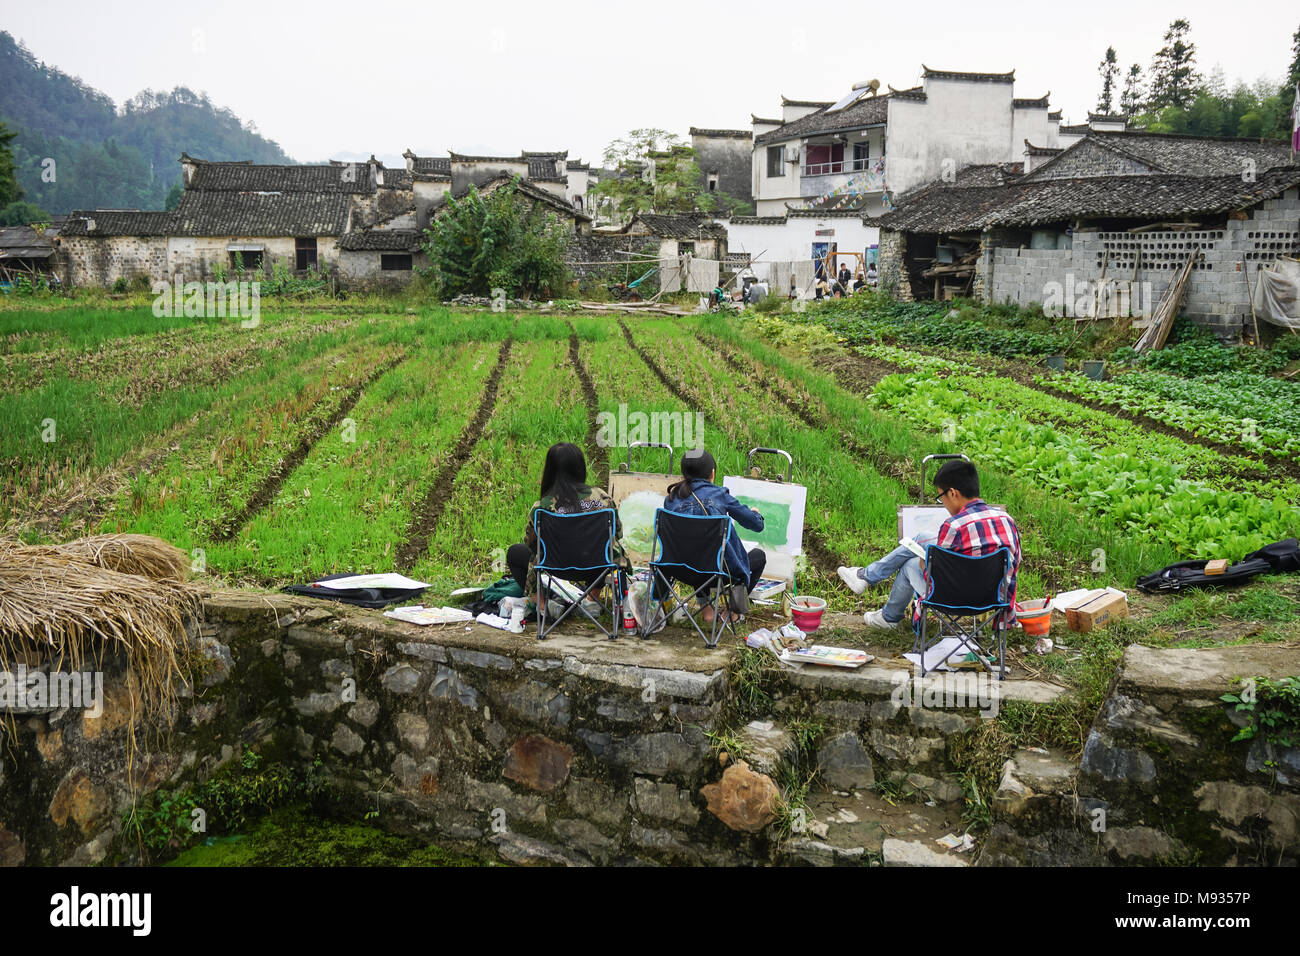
[1015,599,1051,637]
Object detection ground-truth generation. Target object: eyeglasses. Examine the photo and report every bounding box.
[934,489,949,504]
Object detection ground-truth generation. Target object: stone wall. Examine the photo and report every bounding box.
[878,229,911,302]
[566,233,659,285]
[984,643,1300,867]
[58,235,168,288]
[981,186,1300,339]
[3,592,1296,867]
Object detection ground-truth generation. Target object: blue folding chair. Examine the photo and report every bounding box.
[533,508,622,641]
[914,546,1012,679]
[645,509,736,648]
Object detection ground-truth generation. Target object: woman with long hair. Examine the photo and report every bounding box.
[505,442,628,596]
[663,448,766,623]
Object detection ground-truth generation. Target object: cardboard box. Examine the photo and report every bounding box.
[1205,559,1229,576]
[1066,590,1129,633]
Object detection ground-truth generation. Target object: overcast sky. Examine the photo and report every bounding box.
[4,0,1296,166]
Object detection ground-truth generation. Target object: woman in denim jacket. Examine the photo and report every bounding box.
[663,448,767,623]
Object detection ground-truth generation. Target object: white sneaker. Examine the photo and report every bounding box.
[863,608,902,630]
[837,566,868,596]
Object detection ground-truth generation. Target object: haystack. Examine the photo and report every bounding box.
[0,534,198,728]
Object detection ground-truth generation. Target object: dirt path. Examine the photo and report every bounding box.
[568,326,607,488]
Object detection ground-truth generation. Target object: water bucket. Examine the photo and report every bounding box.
[790,595,827,632]
[1015,598,1051,637]
[1082,360,1107,381]
[1045,355,1067,372]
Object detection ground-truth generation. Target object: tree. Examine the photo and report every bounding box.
[591,128,749,220]
[1120,64,1146,116]
[1097,47,1119,113]
[0,200,49,226]
[420,179,570,298]
[164,183,183,210]
[1149,19,1201,111]
[0,121,21,207]
[593,129,679,222]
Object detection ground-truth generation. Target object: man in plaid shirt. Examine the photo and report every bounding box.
[838,460,1020,629]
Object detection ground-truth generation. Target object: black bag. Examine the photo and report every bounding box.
[282,572,427,608]
[1135,539,1299,593]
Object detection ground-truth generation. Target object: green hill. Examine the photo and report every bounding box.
[0,31,295,214]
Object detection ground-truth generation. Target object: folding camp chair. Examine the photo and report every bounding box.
[914,545,1012,680]
[644,509,736,648]
[533,508,622,641]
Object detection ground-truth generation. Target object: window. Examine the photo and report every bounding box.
[678,242,695,257]
[381,254,412,271]
[707,173,718,192]
[852,141,870,170]
[766,146,785,178]
[229,250,263,271]
[295,237,318,270]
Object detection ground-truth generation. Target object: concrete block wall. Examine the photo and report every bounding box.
[983,188,1300,339]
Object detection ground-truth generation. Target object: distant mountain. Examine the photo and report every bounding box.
[0,31,295,214]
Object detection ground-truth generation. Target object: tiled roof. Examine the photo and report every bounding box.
[626,213,726,239]
[339,228,421,251]
[956,162,1024,186]
[781,97,833,108]
[1013,95,1050,108]
[1048,110,1062,121]
[1024,141,1062,156]
[409,155,451,175]
[440,174,591,222]
[184,158,375,193]
[171,191,352,236]
[1088,112,1127,122]
[527,157,564,181]
[1059,123,1089,134]
[880,166,1300,233]
[0,224,57,252]
[921,66,1015,83]
[751,115,782,126]
[727,216,788,225]
[379,168,413,189]
[888,85,927,102]
[1022,131,1294,182]
[448,152,528,164]
[754,92,891,145]
[690,127,751,139]
[61,211,178,237]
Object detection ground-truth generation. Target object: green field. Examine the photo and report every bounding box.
[3,300,1297,706]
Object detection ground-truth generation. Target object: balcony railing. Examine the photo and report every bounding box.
[801,157,878,177]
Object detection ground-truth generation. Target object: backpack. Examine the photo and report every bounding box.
[1135,538,1299,593]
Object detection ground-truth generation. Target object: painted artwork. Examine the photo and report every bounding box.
[720,476,807,556]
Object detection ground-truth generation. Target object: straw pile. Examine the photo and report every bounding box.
[0,534,198,728]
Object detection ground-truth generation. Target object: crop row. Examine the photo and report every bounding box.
[870,370,1299,559]
[856,343,1283,492]
[205,340,504,583]
[410,334,592,593]
[1042,369,1300,463]
[104,343,406,547]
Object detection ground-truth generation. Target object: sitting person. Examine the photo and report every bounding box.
[836,460,1020,629]
[506,442,629,602]
[662,448,766,623]
[865,262,879,288]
